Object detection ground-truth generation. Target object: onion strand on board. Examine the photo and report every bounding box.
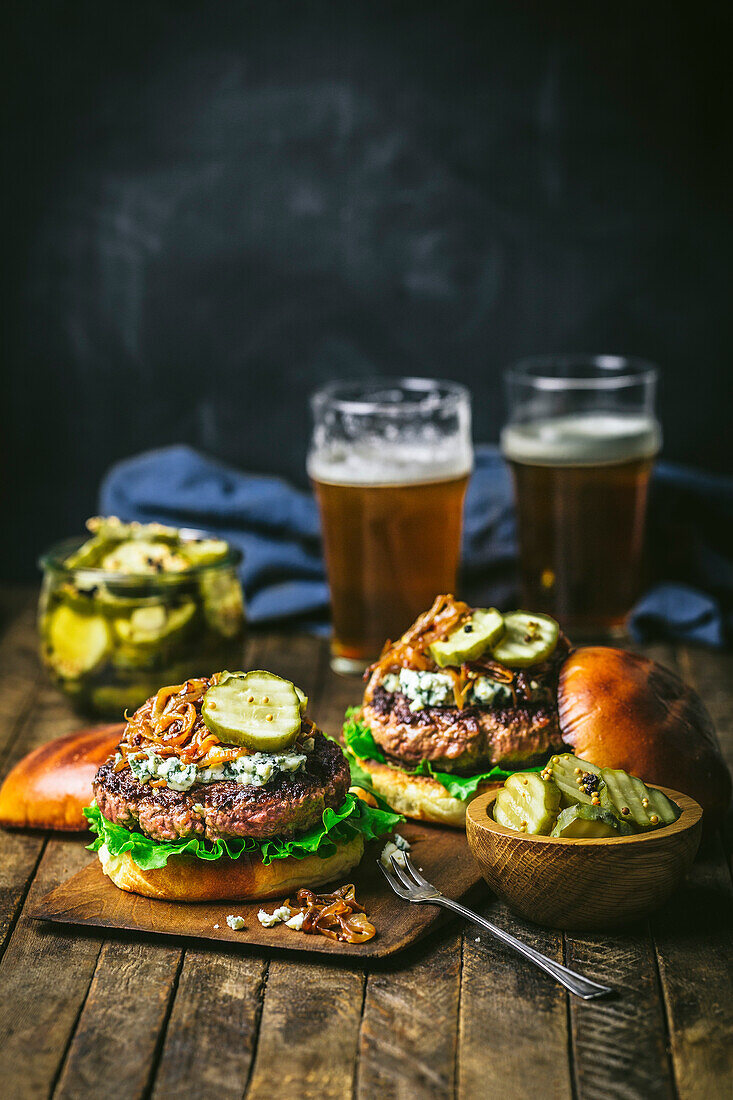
[281,884,376,944]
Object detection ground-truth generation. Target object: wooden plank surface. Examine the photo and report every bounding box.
[0,588,732,1100]
[358,930,462,1100]
[247,961,365,1100]
[0,597,108,1100]
[567,930,675,1100]
[641,646,733,1098]
[152,948,267,1100]
[0,840,103,1100]
[53,938,183,1100]
[457,899,572,1100]
[652,837,733,1100]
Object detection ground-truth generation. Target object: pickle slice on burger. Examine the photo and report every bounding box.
[491,611,559,667]
[202,671,303,751]
[428,607,505,668]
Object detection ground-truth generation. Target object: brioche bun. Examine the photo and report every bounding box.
[353,755,499,828]
[0,725,123,831]
[97,832,365,902]
[558,647,731,831]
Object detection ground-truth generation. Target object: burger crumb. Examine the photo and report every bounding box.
[226,914,246,931]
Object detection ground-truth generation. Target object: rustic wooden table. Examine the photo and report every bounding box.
[1,587,732,1100]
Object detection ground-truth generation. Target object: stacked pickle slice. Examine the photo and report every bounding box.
[493,753,680,838]
[428,608,560,668]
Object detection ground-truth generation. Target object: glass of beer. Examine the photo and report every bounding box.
[501,356,661,636]
[308,378,473,673]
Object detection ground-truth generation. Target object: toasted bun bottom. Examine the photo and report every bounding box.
[97,833,365,902]
[355,757,498,827]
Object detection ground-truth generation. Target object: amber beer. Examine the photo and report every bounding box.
[502,413,660,634]
[309,377,473,671]
[311,472,469,667]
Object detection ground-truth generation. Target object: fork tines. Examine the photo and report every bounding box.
[378,851,441,901]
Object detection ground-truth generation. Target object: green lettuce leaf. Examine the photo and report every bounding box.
[411,759,531,799]
[343,708,386,762]
[343,710,543,802]
[84,792,402,872]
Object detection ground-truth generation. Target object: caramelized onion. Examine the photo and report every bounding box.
[463,657,515,684]
[362,598,572,711]
[282,883,376,944]
[363,594,472,701]
[116,677,221,774]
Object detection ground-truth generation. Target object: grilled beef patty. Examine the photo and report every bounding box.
[93,730,350,843]
[363,687,563,773]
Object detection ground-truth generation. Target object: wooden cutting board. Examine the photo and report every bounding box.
[32,821,486,958]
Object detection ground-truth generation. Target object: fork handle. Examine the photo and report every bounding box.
[437,898,613,1000]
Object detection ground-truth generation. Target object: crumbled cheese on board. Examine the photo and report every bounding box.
[380,841,407,869]
[257,906,292,928]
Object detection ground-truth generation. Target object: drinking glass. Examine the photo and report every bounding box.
[501,355,660,636]
[308,378,473,673]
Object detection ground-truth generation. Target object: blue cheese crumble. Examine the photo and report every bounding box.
[122,747,308,792]
[257,906,292,927]
[226,914,246,931]
[380,841,407,869]
[381,668,513,711]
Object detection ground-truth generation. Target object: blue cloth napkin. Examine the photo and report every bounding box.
[100,444,733,647]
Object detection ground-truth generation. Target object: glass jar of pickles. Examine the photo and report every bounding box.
[38,517,246,718]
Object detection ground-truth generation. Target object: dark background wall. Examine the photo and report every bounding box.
[4,0,733,579]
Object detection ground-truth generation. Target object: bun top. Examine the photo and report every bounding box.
[0,724,123,831]
[558,647,731,830]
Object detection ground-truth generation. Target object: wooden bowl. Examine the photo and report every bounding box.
[465,786,702,931]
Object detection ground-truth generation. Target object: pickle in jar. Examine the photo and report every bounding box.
[181,538,230,568]
[40,517,245,719]
[113,601,197,648]
[100,539,190,575]
[199,569,245,639]
[44,604,112,680]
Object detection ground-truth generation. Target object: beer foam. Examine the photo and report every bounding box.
[500,414,661,467]
[307,441,472,485]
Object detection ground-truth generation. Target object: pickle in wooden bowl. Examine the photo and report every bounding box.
[38,518,246,718]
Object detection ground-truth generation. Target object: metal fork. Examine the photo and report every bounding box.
[379,853,613,1001]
